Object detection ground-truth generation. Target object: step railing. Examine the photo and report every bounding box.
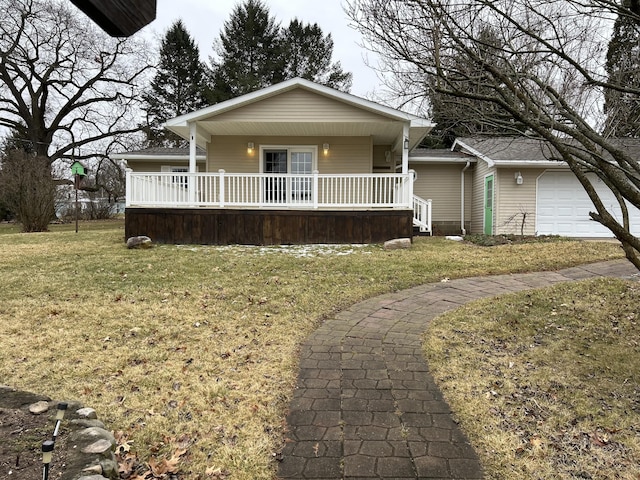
[413,194,432,234]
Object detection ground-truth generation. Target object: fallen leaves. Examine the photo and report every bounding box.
[115,431,189,479]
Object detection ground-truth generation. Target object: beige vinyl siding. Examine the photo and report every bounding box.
[411,164,472,223]
[208,136,372,174]
[470,160,494,234]
[495,168,544,236]
[373,145,393,170]
[212,89,392,123]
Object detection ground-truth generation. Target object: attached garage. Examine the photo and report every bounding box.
[537,170,640,237]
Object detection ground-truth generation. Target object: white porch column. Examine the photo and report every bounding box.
[401,123,409,174]
[189,122,197,204]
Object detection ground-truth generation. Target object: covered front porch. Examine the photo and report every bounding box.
[124,170,431,245]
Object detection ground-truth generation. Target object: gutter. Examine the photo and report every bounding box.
[461,161,471,235]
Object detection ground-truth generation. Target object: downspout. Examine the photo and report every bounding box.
[461,161,471,235]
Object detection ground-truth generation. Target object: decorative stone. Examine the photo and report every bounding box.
[82,439,113,454]
[82,465,103,475]
[126,235,153,249]
[445,235,464,241]
[28,400,49,414]
[76,407,98,419]
[100,458,119,479]
[70,427,116,448]
[71,418,106,429]
[383,238,412,250]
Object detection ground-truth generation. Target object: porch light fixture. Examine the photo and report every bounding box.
[403,137,409,150]
[515,171,524,185]
[247,142,254,154]
[323,143,329,155]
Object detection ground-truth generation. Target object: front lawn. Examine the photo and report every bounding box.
[425,278,640,479]
[0,220,626,479]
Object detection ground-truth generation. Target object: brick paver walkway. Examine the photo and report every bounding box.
[278,259,639,480]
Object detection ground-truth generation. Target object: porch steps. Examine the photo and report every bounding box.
[412,194,432,234]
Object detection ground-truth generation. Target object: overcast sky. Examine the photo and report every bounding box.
[139,0,380,98]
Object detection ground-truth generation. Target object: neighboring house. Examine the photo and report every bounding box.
[412,137,640,237]
[120,77,435,245]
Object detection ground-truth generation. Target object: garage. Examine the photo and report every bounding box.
[537,170,640,237]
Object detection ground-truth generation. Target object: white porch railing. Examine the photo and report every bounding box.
[413,195,432,234]
[126,170,416,210]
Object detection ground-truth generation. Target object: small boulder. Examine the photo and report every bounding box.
[383,238,412,250]
[126,236,152,249]
[29,400,49,414]
[76,407,98,419]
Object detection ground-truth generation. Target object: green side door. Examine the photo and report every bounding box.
[484,174,494,235]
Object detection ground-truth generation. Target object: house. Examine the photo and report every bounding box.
[410,137,640,237]
[120,79,639,244]
[121,78,435,245]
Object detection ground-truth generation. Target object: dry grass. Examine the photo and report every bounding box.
[424,278,640,480]
[0,220,626,479]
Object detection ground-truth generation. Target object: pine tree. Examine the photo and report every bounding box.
[426,27,523,147]
[604,0,640,137]
[208,1,353,102]
[143,20,208,147]
[208,0,283,102]
[280,19,352,91]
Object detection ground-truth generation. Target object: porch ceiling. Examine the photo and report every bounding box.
[171,121,429,149]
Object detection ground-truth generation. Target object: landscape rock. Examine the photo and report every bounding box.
[76,407,98,419]
[126,235,153,249]
[82,439,113,454]
[383,237,412,250]
[29,400,50,414]
[71,418,106,429]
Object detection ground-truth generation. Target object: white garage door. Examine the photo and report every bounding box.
[537,171,640,237]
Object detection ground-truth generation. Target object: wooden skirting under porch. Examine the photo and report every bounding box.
[125,208,414,245]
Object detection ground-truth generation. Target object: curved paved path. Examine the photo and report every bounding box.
[278,259,639,480]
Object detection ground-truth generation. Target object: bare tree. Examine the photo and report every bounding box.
[0,0,152,165]
[347,0,640,269]
[0,149,57,231]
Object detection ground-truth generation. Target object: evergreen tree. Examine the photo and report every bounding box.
[604,0,640,137]
[208,0,283,102]
[209,1,353,102]
[280,19,352,91]
[425,27,524,147]
[143,20,208,147]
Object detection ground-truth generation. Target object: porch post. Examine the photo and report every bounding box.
[189,122,197,204]
[401,123,409,174]
[125,168,132,207]
[313,170,319,209]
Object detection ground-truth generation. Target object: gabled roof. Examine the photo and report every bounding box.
[452,137,563,167]
[164,78,434,149]
[453,136,640,168]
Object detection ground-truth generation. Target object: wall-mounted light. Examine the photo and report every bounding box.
[385,150,391,163]
[247,142,254,154]
[403,137,409,150]
[323,143,329,155]
[515,171,524,185]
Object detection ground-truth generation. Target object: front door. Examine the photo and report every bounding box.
[484,174,494,235]
[263,148,315,203]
